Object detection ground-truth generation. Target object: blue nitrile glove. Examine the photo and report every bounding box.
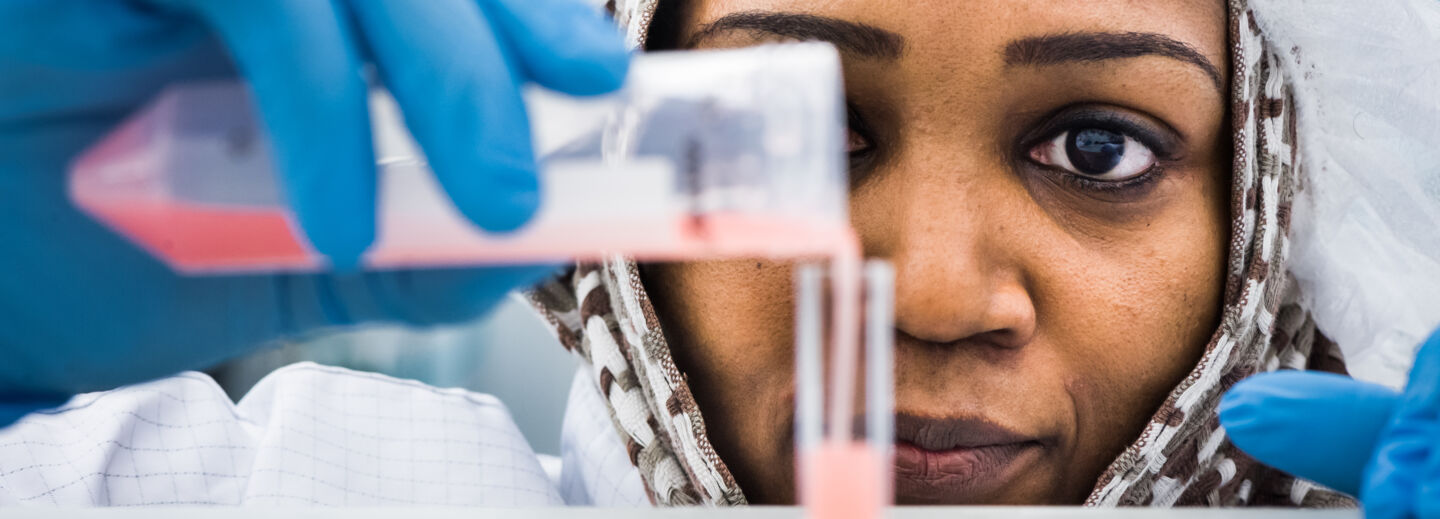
[0,0,629,428]
[1221,327,1440,518]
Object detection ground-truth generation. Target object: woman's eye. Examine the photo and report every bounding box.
[1029,128,1157,181]
[845,102,876,157]
[846,127,872,155]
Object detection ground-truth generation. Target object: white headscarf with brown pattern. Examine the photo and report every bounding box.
[528,0,1357,507]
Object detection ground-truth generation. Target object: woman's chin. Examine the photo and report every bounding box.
[892,441,1046,504]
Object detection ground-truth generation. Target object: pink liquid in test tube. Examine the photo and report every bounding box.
[796,258,895,519]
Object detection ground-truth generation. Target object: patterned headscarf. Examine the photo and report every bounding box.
[529,0,1355,507]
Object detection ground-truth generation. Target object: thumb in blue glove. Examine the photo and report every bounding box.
[1219,370,1400,496]
[1220,326,1440,518]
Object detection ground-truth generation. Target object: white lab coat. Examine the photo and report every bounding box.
[0,363,648,506]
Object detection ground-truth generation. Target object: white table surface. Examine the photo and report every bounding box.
[0,507,1360,518]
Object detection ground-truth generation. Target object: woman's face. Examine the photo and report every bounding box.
[644,0,1231,505]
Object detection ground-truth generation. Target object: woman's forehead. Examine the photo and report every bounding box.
[676,0,1227,72]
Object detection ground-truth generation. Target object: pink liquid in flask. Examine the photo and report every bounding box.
[68,43,854,274]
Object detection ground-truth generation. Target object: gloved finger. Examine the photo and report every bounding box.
[161,0,375,269]
[347,0,538,234]
[484,0,631,96]
[1411,327,1440,519]
[1368,326,1440,519]
[1219,370,1400,496]
[1417,426,1440,519]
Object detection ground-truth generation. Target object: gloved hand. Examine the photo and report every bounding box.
[0,0,629,427]
[1221,326,1440,518]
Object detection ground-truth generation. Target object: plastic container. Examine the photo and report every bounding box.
[68,43,847,274]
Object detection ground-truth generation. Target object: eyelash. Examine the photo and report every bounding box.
[1022,109,1179,195]
[843,101,1179,198]
[1054,162,1165,194]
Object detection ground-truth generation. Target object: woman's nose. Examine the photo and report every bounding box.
[890,246,1037,350]
[856,171,1038,351]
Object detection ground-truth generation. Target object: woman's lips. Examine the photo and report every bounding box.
[891,414,1044,503]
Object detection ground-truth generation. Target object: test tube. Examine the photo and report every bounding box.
[796,259,895,519]
[865,261,895,462]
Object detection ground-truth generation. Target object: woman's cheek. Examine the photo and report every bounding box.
[643,259,806,502]
[1034,172,1225,471]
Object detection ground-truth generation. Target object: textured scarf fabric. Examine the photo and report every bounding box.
[528,0,1354,507]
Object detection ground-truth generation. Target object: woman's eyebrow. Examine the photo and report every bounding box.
[684,12,905,60]
[1005,32,1224,93]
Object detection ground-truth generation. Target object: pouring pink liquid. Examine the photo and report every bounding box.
[69,43,895,519]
